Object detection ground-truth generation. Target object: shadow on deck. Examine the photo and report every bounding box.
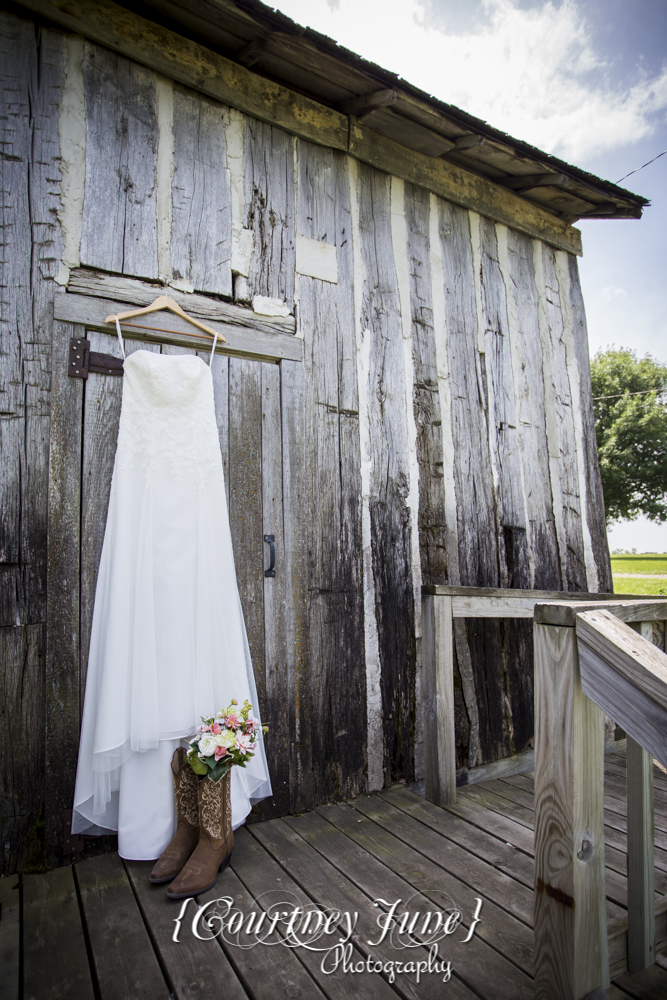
[2,746,666,1000]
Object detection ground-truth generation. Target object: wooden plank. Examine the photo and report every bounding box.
[0,13,63,874]
[53,291,303,364]
[250,818,481,1000]
[577,611,667,713]
[537,601,667,628]
[613,964,667,1000]
[0,876,20,1000]
[533,621,609,999]
[228,359,265,716]
[66,269,296,335]
[124,860,248,1000]
[80,42,159,278]
[478,217,531,590]
[505,229,562,589]
[279,360,309,813]
[566,256,612,592]
[382,784,534,887]
[23,866,95,1000]
[350,791,534,924]
[538,245,588,591]
[171,86,232,296]
[198,857,329,1000]
[45,322,84,868]
[424,585,637,600]
[75,852,168,999]
[404,184,448,585]
[243,118,295,307]
[291,806,535,996]
[297,142,365,805]
[356,161,416,785]
[627,735,656,973]
[452,595,543,618]
[228,827,398,1000]
[257,362,288,819]
[422,594,456,805]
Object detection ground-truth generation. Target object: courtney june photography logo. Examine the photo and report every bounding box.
[172,891,484,986]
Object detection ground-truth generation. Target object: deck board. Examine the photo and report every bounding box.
[6,746,667,999]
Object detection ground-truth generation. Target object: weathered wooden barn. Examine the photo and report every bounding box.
[0,0,648,874]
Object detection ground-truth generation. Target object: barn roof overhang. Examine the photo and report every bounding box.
[119,0,648,227]
[17,0,649,256]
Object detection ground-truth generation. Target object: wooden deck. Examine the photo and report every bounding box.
[2,747,667,1000]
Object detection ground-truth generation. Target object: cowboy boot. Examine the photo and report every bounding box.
[166,769,233,899]
[149,747,200,883]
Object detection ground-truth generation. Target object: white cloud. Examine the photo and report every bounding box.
[272,0,667,161]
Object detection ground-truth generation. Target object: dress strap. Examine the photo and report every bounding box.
[209,332,218,366]
[113,315,126,360]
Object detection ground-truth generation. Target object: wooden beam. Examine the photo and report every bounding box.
[575,611,667,768]
[501,172,571,191]
[422,594,456,806]
[18,0,585,255]
[339,88,397,117]
[440,133,485,158]
[236,37,268,68]
[53,291,304,364]
[533,621,609,1000]
[537,599,667,627]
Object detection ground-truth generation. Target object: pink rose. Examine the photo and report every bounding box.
[211,723,222,734]
[214,745,228,761]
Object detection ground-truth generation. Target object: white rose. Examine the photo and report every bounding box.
[199,733,217,756]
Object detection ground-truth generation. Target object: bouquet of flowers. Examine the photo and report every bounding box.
[186,699,267,783]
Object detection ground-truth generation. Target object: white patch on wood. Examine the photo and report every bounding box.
[227,107,254,277]
[349,155,383,793]
[292,136,302,339]
[555,250,599,592]
[154,72,173,285]
[468,210,486,354]
[168,278,194,294]
[295,235,338,283]
[533,239,568,585]
[429,194,460,585]
[390,176,424,781]
[58,35,85,271]
[496,223,536,588]
[252,295,290,317]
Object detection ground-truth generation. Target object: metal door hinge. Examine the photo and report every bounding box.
[68,337,124,379]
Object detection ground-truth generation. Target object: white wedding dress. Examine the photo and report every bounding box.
[72,338,272,859]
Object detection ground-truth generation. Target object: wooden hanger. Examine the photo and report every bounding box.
[105,295,227,343]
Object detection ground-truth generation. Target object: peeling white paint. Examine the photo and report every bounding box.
[154,72,174,285]
[496,223,536,588]
[227,107,254,277]
[252,295,290,317]
[349,156,383,793]
[533,239,568,587]
[295,234,338,283]
[389,178,425,775]
[429,194,460,585]
[555,250,599,592]
[58,34,86,272]
[468,210,486,355]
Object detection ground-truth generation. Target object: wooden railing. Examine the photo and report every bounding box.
[422,585,667,999]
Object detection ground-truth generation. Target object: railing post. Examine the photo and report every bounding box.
[533,616,608,1000]
[626,620,657,973]
[422,593,456,806]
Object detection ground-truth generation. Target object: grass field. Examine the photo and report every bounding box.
[611,553,667,595]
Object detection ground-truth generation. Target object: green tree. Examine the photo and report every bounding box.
[591,348,667,523]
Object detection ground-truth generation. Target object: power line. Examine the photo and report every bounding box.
[616,148,667,184]
[593,388,666,400]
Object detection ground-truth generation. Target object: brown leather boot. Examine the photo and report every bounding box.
[166,769,233,899]
[149,747,200,883]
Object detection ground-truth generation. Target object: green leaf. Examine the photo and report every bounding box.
[187,753,208,776]
[207,759,230,783]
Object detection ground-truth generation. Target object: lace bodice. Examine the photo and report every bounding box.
[113,351,223,489]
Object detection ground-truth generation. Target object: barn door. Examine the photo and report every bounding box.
[46,319,298,863]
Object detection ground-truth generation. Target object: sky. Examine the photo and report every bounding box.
[272,0,667,552]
